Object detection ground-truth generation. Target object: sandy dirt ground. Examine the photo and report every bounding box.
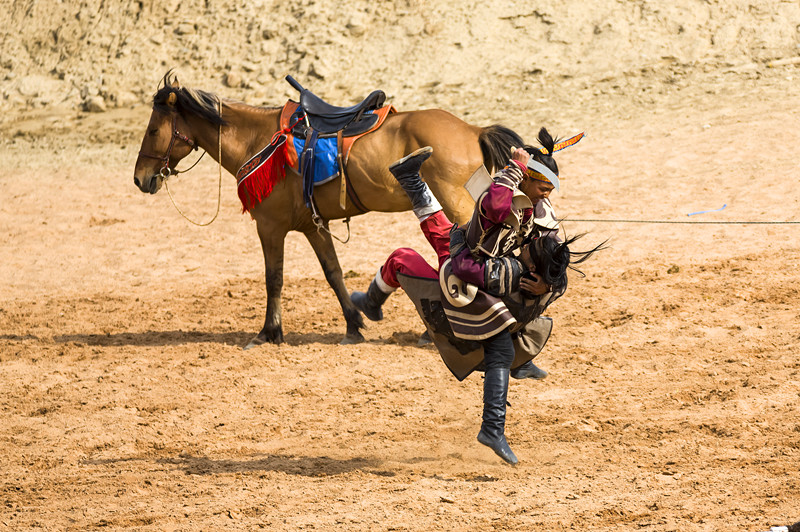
[3,2,800,531]
[3,72,800,531]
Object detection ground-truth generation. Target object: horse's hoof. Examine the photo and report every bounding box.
[243,337,266,350]
[244,332,284,349]
[340,332,365,345]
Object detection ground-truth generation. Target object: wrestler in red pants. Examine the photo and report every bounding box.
[371,210,452,294]
[351,145,556,465]
[350,147,448,321]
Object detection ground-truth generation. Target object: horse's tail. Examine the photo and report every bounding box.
[478,125,525,174]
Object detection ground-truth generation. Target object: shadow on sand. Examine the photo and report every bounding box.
[49,329,425,348]
[85,453,390,477]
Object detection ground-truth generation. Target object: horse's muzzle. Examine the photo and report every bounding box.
[133,175,161,194]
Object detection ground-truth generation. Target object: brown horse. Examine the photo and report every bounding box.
[133,72,524,348]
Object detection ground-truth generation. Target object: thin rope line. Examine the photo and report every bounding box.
[165,98,223,227]
[565,219,800,225]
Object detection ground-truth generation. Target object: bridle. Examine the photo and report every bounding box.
[137,92,223,226]
[137,111,201,179]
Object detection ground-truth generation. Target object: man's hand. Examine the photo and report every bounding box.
[511,147,531,167]
[520,272,550,297]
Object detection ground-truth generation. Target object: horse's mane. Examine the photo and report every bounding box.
[153,70,227,126]
[478,126,562,177]
[479,125,525,174]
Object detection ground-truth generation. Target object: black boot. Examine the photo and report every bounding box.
[389,147,441,219]
[351,277,390,321]
[511,360,548,380]
[477,367,518,465]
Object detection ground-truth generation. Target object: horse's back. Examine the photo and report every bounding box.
[349,109,484,224]
[390,108,483,147]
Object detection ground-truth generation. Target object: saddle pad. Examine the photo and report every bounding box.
[293,135,339,185]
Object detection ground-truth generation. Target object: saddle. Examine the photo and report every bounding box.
[286,75,386,135]
[283,76,395,213]
[234,77,395,215]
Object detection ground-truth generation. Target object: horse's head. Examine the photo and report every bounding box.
[133,74,194,194]
[133,71,223,194]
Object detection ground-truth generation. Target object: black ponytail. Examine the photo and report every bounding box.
[523,127,559,177]
[528,234,608,294]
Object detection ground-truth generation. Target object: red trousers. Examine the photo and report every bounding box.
[380,211,453,288]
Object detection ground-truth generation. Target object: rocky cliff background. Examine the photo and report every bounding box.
[3,0,799,117]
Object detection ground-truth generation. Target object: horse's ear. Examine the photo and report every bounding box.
[167,92,177,106]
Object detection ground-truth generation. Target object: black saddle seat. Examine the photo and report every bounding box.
[286,75,386,135]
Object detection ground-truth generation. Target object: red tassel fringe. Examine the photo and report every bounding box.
[237,140,289,213]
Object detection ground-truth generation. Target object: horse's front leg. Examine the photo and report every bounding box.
[303,226,365,344]
[245,226,287,349]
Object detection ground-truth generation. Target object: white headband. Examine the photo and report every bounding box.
[526,159,560,192]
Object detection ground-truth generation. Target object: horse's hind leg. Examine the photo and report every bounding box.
[245,226,287,349]
[303,226,365,344]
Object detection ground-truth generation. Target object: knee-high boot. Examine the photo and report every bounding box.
[389,146,442,219]
[351,272,393,321]
[477,367,518,465]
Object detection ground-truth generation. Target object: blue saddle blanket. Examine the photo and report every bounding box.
[293,136,339,184]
